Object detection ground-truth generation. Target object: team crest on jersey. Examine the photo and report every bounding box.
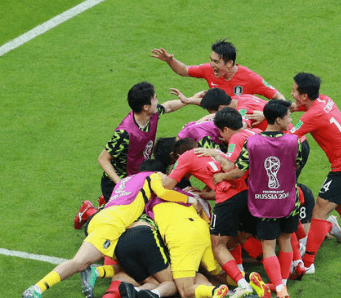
[103,240,111,249]
[143,140,154,159]
[234,86,243,95]
[262,80,275,89]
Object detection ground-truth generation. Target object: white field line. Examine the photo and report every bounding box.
[0,0,106,57]
[0,248,68,265]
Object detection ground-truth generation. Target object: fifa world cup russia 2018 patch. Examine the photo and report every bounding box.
[292,120,303,132]
[104,240,111,249]
[238,109,247,116]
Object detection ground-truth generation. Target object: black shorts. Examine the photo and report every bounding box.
[101,174,116,202]
[255,213,299,240]
[296,139,310,180]
[298,183,315,224]
[210,190,248,237]
[318,171,341,204]
[115,226,170,282]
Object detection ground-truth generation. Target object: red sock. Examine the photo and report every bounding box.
[295,221,307,240]
[230,245,243,265]
[291,233,301,261]
[303,218,332,267]
[278,251,293,279]
[103,280,122,298]
[104,256,118,265]
[222,260,244,283]
[242,237,263,261]
[263,256,282,287]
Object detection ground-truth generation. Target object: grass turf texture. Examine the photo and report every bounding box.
[1,0,341,297]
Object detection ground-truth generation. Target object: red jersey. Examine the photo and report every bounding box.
[234,94,306,142]
[291,95,341,171]
[169,149,248,203]
[188,63,278,99]
[227,128,262,162]
[233,94,268,131]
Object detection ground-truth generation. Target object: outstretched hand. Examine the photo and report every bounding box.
[151,48,173,62]
[170,88,188,103]
[245,110,265,126]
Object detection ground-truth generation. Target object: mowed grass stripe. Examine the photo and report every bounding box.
[0,0,106,56]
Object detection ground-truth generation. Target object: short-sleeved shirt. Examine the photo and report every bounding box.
[169,149,248,203]
[236,131,303,172]
[290,95,341,171]
[226,128,262,162]
[233,94,269,131]
[188,63,278,99]
[104,105,165,179]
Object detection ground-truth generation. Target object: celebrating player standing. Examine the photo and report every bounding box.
[290,72,341,274]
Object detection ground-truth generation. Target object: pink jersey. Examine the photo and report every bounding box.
[188,63,278,99]
[169,149,248,203]
[291,95,341,171]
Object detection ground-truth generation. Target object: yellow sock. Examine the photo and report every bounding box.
[36,271,61,293]
[97,265,115,278]
[195,284,214,298]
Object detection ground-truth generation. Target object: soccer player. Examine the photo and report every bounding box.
[81,214,176,298]
[74,82,191,229]
[151,39,285,100]
[146,186,248,298]
[192,87,309,180]
[289,72,341,274]
[218,100,302,298]
[22,161,198,298]
[163,112,270,298]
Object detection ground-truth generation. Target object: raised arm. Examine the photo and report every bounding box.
[170,88,206,106]
[151,48,190,77]
[271,91,287,100]
[150,173,197,204]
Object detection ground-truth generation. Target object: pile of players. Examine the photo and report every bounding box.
[22,40,341,298]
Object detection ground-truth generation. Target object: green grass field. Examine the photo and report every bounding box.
[1,0,341,297]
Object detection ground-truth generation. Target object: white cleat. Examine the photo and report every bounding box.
[327,215,341,242]
[305,263,315,274]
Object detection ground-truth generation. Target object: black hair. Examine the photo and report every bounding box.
[139,159,166,173]
[263,100,292,125]
[200,88,232,112]
[173,138,197,158]
[127,82,155,113]
[293,72,321,100]
[153,137,176,168]
[211,39,237,64]
[214,107,243,130]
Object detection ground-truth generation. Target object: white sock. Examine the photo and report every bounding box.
[237,264,245,273]
[276,284,284,293]
[237,278,250,289]
[292,259,303,267]
[299,236,307,246]
[134,288,141,292]
[151,290,161,297]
